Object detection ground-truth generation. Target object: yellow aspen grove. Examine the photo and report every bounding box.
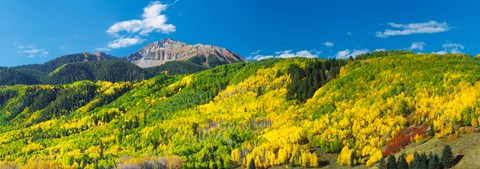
[366,149,383,167]
[337,146,354,166]
[231,149,241,163]
[309,152,319,167]
[300,150,309,167]
[1,53,480,168]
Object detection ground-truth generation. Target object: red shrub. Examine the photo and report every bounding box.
[383,126,427,156]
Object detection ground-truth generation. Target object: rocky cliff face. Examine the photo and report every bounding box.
[127,38,245,68]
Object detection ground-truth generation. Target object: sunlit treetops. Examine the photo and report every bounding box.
[0,52,479,168]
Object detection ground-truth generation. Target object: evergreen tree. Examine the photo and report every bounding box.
[427,158,434,169]
[94,159,99,169]
[379,156,387,169]
[249,158,255,169]
[428,124,435,136]
[387,154,397,169]
[427,152,434,169]
[350,151,356,167]
[432,154,443,169]
[348,56,354,61]
[418,153,428,169]
[99,139,104,159]
[397,154,408,169]
[441,145,454,168]
[428,152,433,162]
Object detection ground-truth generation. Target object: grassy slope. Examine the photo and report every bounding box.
[395,132,480,169]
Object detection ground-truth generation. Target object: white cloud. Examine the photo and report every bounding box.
[276,50,319,59]
[107,1,175,36]
[250,50,262,55]
[248,55,274,61]
[323,41,334,47]
[441,41,464,49]
[107,37,144,49]
[247,50,320,61]
[433,41,464,54]
[432,51,447,55]
[275,50,294,58]
[293,50,319,58]
[336,49,369,59]
[410,42,427,50]
[346,31,353,36]
[374,49,386,52]
[102,1,175,50]
[107,20,144,36]
[336,50,350,59]
[13,42,49,58]
[376,21,449,38]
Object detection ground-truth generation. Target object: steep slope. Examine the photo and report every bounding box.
[0,69,40,85]
[0,52,121,85]
[145,60,208,75]
[41,52,120,71]
[303,53,480,166]
[0,44,243,86]
[0,53,478,169]
[0,57,343,168]
[44,60,151,84]
[14,52,119,73]
[127,38,246,68]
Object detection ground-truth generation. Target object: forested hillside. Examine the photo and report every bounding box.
[14,52,119,74]
[0,51,233,85]
[0,53,121,85]
[0,52,479,168]
[0,69,39,85]
[145,61,208,75]
[44,60,151,84]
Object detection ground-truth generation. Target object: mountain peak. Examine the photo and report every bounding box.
[127,39,245,68]
[160,38,174,43]
[92,52,107,57]
[41,52,119,71]
[150,38,187,48]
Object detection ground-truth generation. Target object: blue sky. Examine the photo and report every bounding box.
[1,0,479,67]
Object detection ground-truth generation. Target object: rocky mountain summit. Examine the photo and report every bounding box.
[127,38,245,68]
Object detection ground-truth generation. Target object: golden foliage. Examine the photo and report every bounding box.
[2,55,480,168]
[337,146,354,166]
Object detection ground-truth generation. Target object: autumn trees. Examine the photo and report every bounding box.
[0,53,477,168]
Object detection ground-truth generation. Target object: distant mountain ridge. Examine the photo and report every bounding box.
[0,39,245,85]
[14,52,119,73]
[127,38,245,68]
[44,60,150,84]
